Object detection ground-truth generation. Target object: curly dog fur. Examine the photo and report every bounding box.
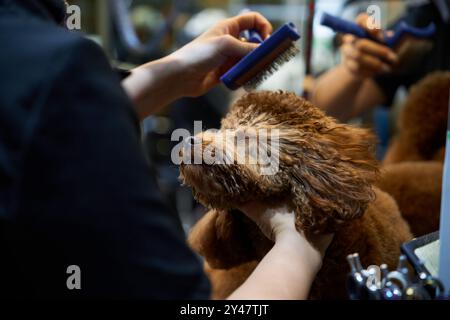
[180,91,412,299]
[383,72,450,164]
[377,161,442,236]
[378,72,450,236]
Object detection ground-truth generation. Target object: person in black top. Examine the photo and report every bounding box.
[313,0,450,121]
[0,0,332,299]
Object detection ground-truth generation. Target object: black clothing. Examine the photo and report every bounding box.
[0,0,209,299]
[374,0,450,104]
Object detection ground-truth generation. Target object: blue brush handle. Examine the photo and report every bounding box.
[321,12,436,48]
[220,22,300,90]
[385,21,436,47]
[241,29,264,43]
[321,13,370,39]
[247,30,264,43]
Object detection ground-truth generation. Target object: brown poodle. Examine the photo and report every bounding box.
[383,72,450,164]
[378,72,450,236]
[179,91,411,299]
[377,161,442,236]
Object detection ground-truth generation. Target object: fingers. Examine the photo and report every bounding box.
[341,32,398,77]
[239,202,297,241]
[214,12,272,65]
[269,207,297,241]
[341,34,356,45]
[217,34,258,58]
[342,33,396,63]
[342,49,389,76]
[355,39,398,63]
[342,43,391,73]
[225,12,273,39]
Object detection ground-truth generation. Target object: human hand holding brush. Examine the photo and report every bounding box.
[312,13,399,121]
[169,11,273,96]
[122,12,272,119]
[340,13,398,78]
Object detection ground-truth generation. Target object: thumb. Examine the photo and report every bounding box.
[217,35,259,59]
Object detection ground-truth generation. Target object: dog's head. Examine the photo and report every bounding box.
[180,91,379,234]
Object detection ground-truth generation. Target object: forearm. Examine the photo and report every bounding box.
[121,56,185,120]
[312,65,365,121]
[227,232,321,300]
[120,12,272,120]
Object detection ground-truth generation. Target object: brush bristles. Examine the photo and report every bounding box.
[243,44,300,91]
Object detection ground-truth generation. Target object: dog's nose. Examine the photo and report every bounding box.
[184,136,201,146]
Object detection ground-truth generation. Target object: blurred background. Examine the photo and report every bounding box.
[66,0,411,232]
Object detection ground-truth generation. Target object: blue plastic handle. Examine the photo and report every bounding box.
[247,30,264,43]
[321,13,369,39]
[320,12,436,48]
[220,22,300,90]
[241,29,264,43]
[384,21,436,47]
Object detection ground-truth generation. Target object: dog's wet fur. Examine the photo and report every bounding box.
[180,91,412,299]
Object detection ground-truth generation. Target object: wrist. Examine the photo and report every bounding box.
[140,56,186,99]
[275,231,323,275]
[122,57,185,118]
[164,52,199,98]
[339,63,367,82]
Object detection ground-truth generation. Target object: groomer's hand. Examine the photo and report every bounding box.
[229,202,333,299]
[239,202,333,272]
[123,12,272,119]
[341,13,398,78]
[169,12,272,97]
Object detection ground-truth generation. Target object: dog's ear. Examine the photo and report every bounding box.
[286,124,379,234]
[188,209,271,269]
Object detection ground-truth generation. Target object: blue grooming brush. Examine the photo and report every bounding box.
[240,29,264,44]
[220,22,301,91]
[320,13,436,48]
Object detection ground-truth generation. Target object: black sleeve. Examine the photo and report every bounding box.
[373,73,414,106]
[373,3,435,105]
[10,37,210,299]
